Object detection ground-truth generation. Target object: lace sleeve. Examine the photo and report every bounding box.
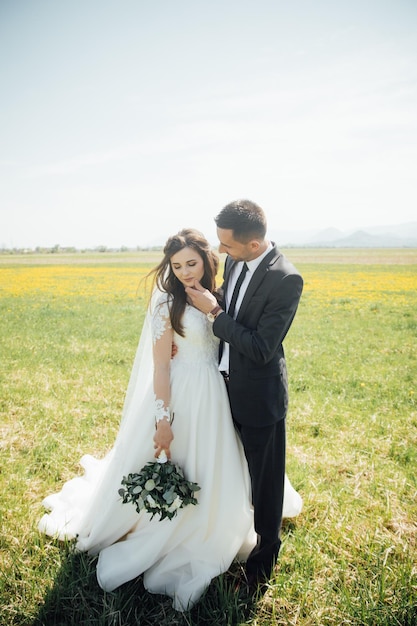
[151,297,173,425]
[151,299,172,344]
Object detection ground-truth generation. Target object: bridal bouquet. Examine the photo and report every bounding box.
[119,455,200,521]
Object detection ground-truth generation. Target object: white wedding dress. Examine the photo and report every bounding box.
[39,294,302,611]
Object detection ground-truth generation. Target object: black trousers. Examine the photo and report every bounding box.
[235,418,286,581]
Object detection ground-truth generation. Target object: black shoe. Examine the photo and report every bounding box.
[245,572,269,598]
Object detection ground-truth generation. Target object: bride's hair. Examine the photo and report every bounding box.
[148,228,219,337]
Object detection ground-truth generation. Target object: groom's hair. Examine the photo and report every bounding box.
[215,199,267,243]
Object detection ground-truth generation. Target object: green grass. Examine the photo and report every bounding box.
[1,250,416,625]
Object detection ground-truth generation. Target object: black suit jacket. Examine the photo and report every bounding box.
[213,244,303,427]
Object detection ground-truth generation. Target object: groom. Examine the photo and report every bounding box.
[185,199,303,592]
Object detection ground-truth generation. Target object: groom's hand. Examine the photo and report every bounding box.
[185,280,217,314]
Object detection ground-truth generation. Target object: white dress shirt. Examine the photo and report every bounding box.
[219,242,273,373]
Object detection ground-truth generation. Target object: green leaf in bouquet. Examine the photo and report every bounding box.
[163,488,175,504]
[119,459,200,521]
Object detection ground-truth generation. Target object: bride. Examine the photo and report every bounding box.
[38,228,302,611]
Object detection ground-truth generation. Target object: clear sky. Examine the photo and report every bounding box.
[1,0,416,248]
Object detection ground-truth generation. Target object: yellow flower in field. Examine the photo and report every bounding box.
[300,265,416,307]
[0,264,150,301]
[1,254,416,308]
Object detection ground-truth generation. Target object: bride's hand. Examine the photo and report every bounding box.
[185,280,217,314]
[153,419,174,460]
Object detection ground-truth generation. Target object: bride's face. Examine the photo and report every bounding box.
[170,246,205,288]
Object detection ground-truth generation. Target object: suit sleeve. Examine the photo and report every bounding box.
[213,272,303,365]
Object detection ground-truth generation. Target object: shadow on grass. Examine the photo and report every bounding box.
[31,548,257,626]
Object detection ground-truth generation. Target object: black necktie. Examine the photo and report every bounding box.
[227,263,248,318]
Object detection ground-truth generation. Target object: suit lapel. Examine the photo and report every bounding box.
[223,256,237,290]
[237,245,280,320]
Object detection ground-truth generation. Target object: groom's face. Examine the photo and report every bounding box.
[217,227,259,262]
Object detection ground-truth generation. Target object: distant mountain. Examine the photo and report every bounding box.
[274,222,417,247]
[308,228,345,243]
[324,230,414,248]
[366,222,417,239]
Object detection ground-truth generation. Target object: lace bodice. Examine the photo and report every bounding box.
[173,305,220,367]
[152,297,219,368]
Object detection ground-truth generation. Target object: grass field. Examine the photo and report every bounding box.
[1,249,416,625]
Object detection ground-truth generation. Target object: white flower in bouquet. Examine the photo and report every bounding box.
[168,495,182,513]
[118,458,200,521]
